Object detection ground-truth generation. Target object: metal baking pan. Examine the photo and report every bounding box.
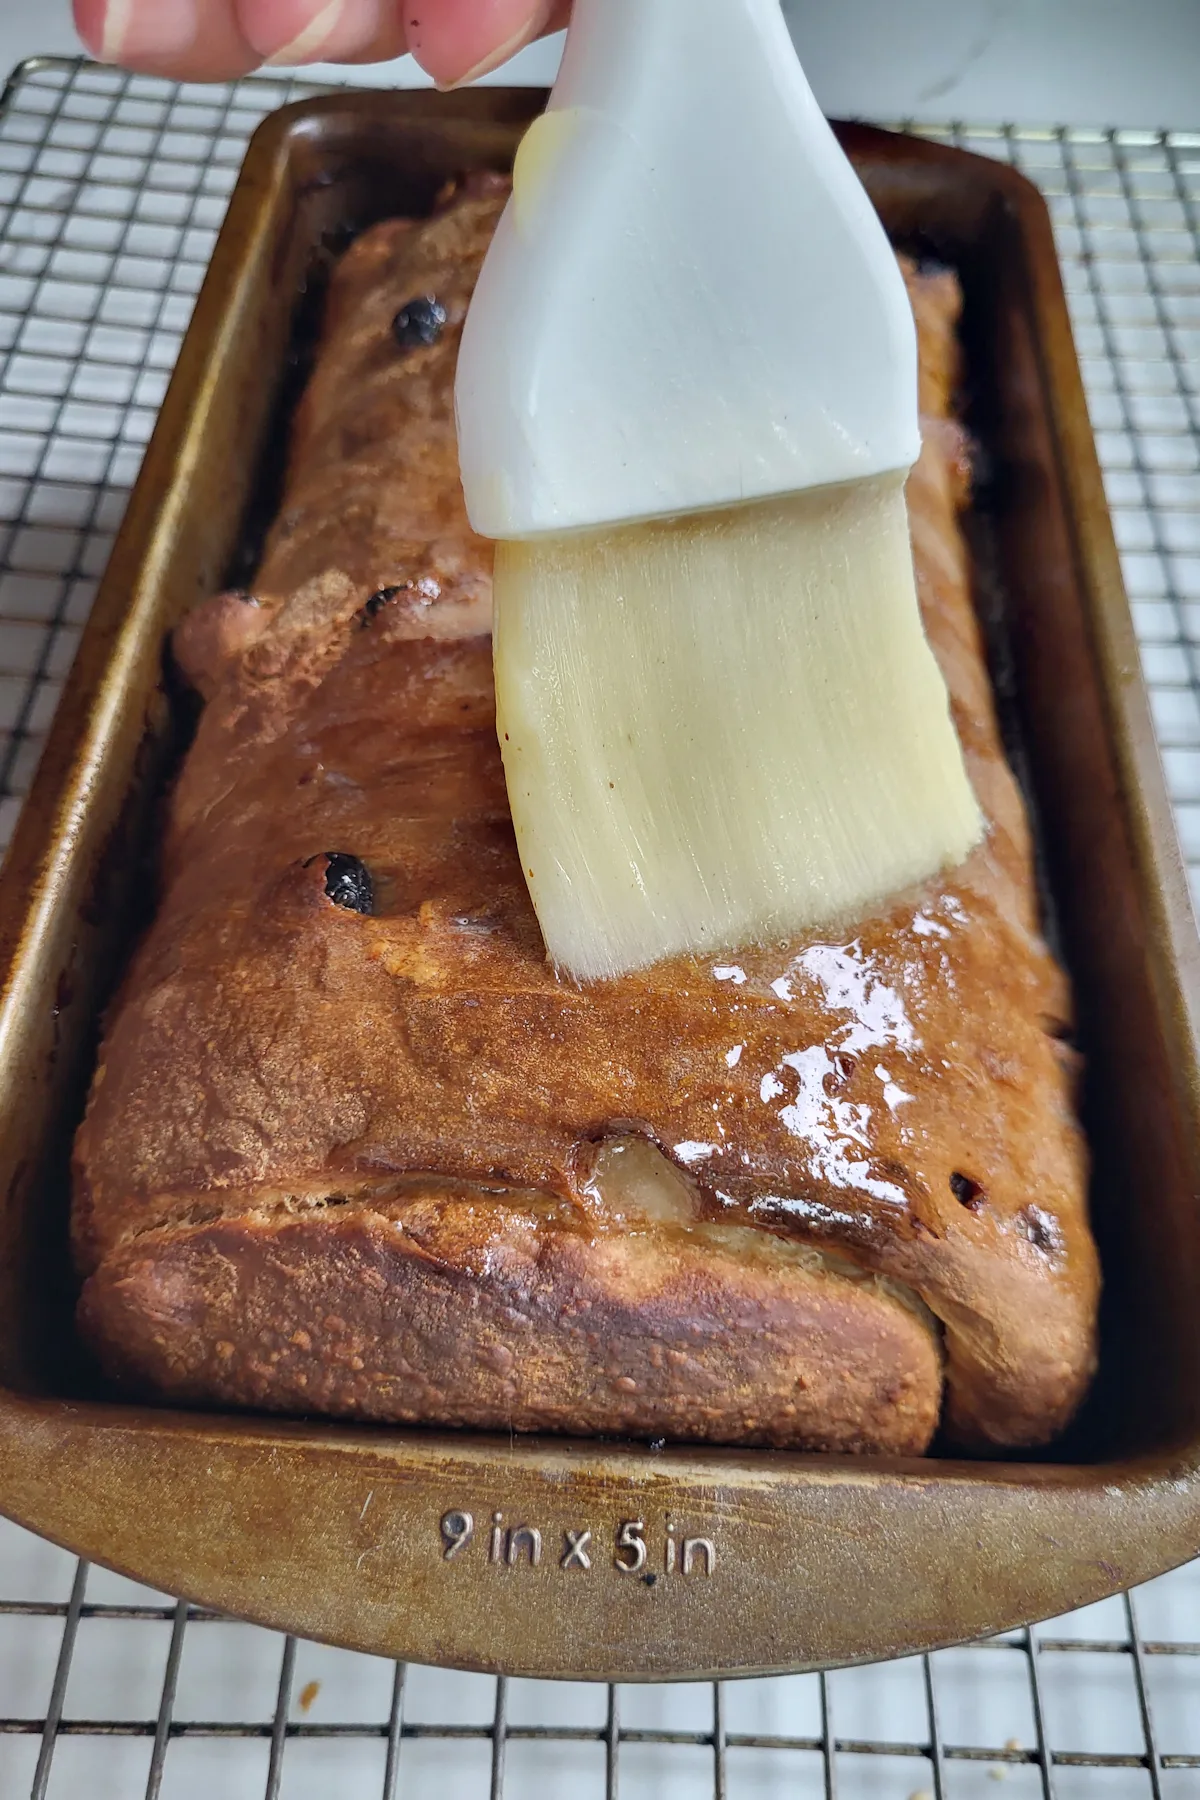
[0,91,1197,1681]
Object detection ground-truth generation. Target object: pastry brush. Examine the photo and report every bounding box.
[455,0,983,982]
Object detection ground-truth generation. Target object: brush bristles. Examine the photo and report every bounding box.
[493,474,983,982]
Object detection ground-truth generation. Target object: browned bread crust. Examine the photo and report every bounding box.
[73,178,1098,1455]
[79,1179,942,1453]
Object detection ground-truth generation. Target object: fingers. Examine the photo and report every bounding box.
[235,0,406,66]
[406,0,571,87]
[73,0,262,82]
[74,0,405,77]
[242,0,570,79]
[74,0,571,84]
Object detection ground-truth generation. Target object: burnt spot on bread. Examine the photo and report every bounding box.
[392,295,447,349]
[317,853,374,915]
[950,1172,986,1212]
[360,585,404,624]
[356,577,445,629]
[1017,1204,1065,1258]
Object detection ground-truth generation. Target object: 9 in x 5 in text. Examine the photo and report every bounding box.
[440,1511,717,1578]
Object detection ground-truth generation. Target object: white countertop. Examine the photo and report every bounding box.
[1,0,1197,127]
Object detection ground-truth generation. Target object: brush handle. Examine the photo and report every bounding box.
[551,0,792,114]
[456,0,920,538]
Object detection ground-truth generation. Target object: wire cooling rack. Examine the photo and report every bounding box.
[0,52,1198,1800]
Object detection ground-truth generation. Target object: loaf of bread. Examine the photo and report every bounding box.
[73,173,1099,1456]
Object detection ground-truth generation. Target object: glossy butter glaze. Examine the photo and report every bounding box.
[73,177,1097,1453]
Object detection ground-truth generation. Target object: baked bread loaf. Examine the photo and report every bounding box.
[73,174,1099,1456]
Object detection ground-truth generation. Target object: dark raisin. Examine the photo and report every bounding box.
[950,1172,985,1211]
[362,585,405,621]
[320,853,374,915]
[823,1052,857,1098]
[392,295,447,349]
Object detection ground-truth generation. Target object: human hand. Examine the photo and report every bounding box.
[73,0,571,86]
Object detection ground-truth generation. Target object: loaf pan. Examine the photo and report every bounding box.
[0,92,1197,1681]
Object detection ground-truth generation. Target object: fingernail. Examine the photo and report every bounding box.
[433,12,547,91]
[262,0,357,65]
[89,0,198,62]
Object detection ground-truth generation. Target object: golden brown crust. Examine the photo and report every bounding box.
[73,183,1098,1453]
[78,1184,941,1454]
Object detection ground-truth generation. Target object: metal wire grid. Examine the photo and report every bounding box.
[915,120,1200,917]
[0,56,327,853]
[4,1525,1200,1800]
[0,52,1196,1800]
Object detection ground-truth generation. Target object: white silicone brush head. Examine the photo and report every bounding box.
[494,477,982,981]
